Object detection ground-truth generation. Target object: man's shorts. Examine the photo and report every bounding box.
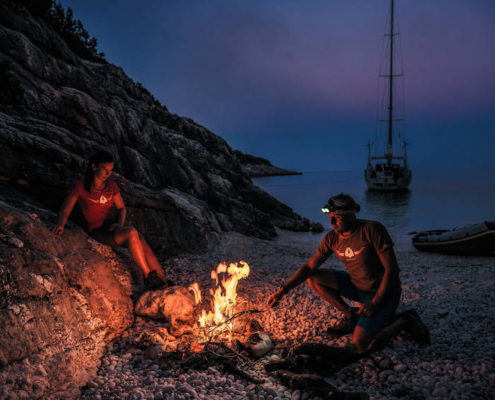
[89,223,119,248]
[334,270,401,334]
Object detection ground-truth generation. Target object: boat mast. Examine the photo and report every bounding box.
[386,0,394,162]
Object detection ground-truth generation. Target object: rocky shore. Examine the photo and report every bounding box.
[234,150,302,178]
[78,230,494,400]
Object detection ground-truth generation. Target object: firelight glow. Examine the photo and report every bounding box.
[198,261,250,339]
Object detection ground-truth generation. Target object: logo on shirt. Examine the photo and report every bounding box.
[336,246,365,258]
[99,195,108,204]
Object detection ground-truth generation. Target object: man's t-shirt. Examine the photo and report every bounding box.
[316,219,401,292]
[69,180,119,231]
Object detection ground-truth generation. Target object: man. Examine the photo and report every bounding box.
[267,193,429,352]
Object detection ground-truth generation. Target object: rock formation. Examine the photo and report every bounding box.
[0,0,322,258]
[0,182,135,399]
[0,1,323,397]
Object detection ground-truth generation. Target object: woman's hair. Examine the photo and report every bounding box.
[83,151,114,192]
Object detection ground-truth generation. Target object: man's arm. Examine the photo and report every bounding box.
[267,251,327,307]
[358,246,399,316]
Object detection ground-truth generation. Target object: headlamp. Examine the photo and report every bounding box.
[321,205,358,214]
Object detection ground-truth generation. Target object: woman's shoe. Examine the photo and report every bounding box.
[144,271,167,290]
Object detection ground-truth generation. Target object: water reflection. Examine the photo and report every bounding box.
[362,190,411,234]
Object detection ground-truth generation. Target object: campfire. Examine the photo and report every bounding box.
[198,261,250,340]
[132,261,371,399]
[134,260,263,349]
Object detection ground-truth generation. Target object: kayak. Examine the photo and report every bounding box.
[412,221,495,255]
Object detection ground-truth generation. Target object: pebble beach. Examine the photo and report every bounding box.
[80,230,495,400]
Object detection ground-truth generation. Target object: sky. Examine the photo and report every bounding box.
[60,0,495,172]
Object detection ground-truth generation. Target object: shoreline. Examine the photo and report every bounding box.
[81,230,495,400]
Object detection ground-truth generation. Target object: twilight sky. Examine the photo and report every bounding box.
[61,0,495,172]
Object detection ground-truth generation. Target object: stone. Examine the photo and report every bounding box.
[145,344,165,360]
[394,364,408,373]
[134,285,198,328]
[0,197,134,399]
[243,332,273,358]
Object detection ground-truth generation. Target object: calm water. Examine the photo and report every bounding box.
[253,169,495,250]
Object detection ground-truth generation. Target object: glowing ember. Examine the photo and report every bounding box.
[198,261,250,338]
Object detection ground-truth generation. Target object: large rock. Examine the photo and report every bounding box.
[135,285,200,337]
[0,184,134,399]
[0,0,319,257]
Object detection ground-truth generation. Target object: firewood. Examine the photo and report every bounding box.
[264,342,368,377]
[270,370,369,399]
[220,358,265,384]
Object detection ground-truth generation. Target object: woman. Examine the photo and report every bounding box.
[51,151,168,289]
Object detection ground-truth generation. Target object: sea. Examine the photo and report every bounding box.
[252,168,495,251]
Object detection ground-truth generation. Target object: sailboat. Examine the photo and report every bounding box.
[364,0,411,191]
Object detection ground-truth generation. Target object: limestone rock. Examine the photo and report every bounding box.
[134,286,197,326]
[0,188,134,399]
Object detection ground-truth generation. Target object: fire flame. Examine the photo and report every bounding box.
[198,261,250,337]
[188,282,202,305]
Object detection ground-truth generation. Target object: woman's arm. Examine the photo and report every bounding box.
[112,192,126,227]
[51,192,79,235]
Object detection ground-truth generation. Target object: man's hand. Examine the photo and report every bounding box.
[50,224,64,236]
[267,287,286,308]
[357,302,378,317]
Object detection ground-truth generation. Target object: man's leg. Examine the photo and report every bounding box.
[354,286,404,352]
[307,270,356,318]
[352,326,375,353]
[366,317,410,352]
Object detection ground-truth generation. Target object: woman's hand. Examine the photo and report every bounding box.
[109,223,122,232]
[50,224,64,236]
[267,287,286,308]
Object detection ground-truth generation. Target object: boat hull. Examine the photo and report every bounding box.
[412,222,495,255]
[364,165,411,191]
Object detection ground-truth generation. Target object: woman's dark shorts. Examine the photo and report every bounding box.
[334,270,401,334]
[89,224,119,248]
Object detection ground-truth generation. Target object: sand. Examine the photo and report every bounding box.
[80,229,495,400]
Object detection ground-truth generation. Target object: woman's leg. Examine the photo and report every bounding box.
[113,226,151,277]
[139,236,167,281]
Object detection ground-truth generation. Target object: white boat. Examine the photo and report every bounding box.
[365,0,411,191]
